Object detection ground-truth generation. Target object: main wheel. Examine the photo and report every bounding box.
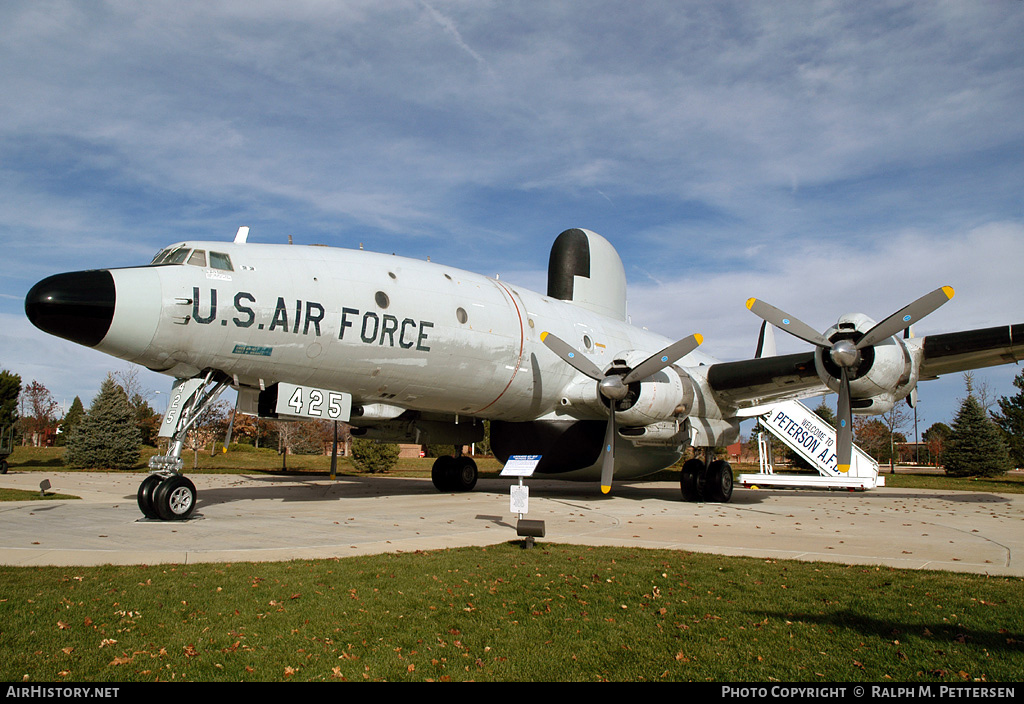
[152,475,197,521]
[680,458,705,502]
[431,455,456,491]
[0,458,8,474]
[704,460,734,503]
[137,473,164,519]
[451,456,478,492]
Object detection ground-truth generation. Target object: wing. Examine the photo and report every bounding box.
[703,323,1024,413]
[918,323,1024,379]
[704,351,823,411]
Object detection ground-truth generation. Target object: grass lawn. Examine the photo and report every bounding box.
[0,543,1021,683]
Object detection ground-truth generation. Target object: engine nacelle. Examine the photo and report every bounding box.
[557,351,696,426]
[814,313,919,414]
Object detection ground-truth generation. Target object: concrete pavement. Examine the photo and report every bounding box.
[0,471,1022,575]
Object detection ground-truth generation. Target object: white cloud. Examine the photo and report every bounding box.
[626,220,1024,362]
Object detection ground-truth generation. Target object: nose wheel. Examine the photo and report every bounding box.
[137,474,197,521]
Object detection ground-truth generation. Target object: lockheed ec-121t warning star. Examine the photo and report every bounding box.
[24,227,1024,521]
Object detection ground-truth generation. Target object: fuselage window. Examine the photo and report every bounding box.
[187,250,207,268]
[209,251,233,271]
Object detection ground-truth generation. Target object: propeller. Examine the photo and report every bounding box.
[746,286,954,473]
[541,331,703,494]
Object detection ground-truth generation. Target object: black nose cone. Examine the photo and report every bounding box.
[25,270,115,347]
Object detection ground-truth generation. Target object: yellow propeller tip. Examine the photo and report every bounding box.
[694,333,704,345]
[540,331,548,341]
[838,464,850,474]
[745,298,757,310]
[942,285,955,299]
[600,485,611,494]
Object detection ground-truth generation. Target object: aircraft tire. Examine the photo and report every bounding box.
[704,460,734,503]
[137,473,163,519]
[431,455,456,491]
[0,459,7,474]
[680,458,704,502]
[452,456,478,492]
[152,475,197,521]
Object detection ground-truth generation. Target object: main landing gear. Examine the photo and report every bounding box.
[430,454,478,492]
[138,371,230,521]
[680,456,734,503]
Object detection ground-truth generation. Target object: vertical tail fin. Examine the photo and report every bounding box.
[547,229,627,321]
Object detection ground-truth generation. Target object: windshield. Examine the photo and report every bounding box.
[149,247,233,271]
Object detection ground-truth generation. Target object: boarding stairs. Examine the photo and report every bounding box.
[738,400,883,490]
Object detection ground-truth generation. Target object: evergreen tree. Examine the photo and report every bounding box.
[56,396,85,447]
[0,370,20,431]
[65,375,141,470]
[992,369,1024,468]
[943,395,1012,477]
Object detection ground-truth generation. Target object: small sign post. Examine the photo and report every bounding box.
[501,455,544,548]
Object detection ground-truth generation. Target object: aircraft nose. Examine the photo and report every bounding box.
[25,270,116,347]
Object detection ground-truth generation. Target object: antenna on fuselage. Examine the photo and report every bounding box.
[234,226,250,244]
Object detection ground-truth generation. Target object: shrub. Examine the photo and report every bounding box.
[349,438,400,474]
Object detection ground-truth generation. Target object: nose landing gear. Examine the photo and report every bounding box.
[137,371,229,521]
[138,473,197,521]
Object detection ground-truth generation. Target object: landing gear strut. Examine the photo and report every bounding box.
[680,454,734,503]
[138,371,229,521]
[431,454,478,492]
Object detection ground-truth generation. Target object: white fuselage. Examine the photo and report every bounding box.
[99,242,717,424]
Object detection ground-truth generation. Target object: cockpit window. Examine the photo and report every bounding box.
[166,247,191,265]
[150,248,173,265]
[149,247,234,271]
[209,251,233,271]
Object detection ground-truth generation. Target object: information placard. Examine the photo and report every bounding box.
[510,484,529,514]
[501,454,542,476]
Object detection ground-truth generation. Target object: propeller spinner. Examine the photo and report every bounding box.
[541,331,703,494]
[746,286,954,473]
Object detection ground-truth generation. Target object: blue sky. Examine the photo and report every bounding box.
[1,1,1022,436]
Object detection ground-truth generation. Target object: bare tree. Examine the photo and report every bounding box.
[183,399,230,469]
[880,402,911,473]
[19,380,59,446]
[961,371,996,411]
